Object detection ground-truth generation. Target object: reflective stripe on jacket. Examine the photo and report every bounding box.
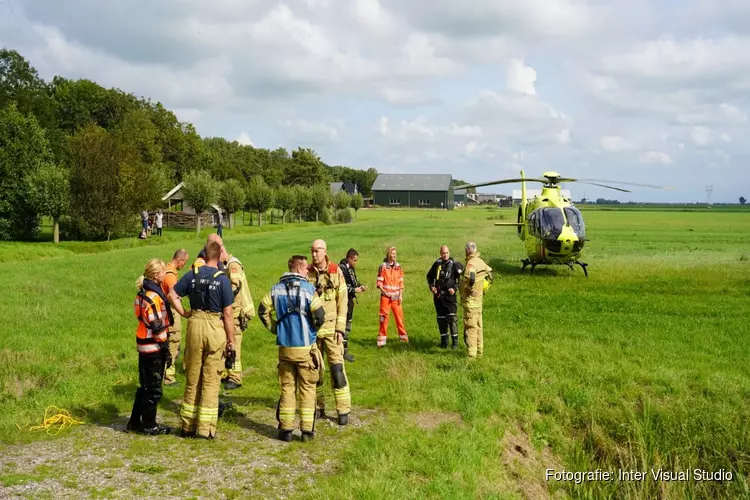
[377,261,404,298]
[134,290,169,354]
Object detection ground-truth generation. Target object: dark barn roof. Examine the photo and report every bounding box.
[372,174,452,192]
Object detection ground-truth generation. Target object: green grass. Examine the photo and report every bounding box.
[1,206,749,499]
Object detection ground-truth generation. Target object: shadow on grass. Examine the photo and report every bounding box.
[488,257,570,277]
[231,410,279,439]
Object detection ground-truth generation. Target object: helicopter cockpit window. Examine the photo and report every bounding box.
[539,208,564,240]
[564,207,585,238]
[529,211,540,237]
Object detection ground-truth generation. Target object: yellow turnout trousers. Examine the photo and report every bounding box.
[462,304,483,359]
[315,334,351,415]
[226,321,243,385]
[164,322,181,384]
[181,310,226,437]
[277,344,322,432]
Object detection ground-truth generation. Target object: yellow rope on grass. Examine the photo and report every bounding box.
[27,406,85,435]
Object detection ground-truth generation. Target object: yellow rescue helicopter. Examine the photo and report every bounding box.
[455,171,671,277]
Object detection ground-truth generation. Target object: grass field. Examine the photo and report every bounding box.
[1,206,748,499]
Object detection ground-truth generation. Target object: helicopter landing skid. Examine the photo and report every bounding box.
[568,260,589,278]
[520,258,537,274]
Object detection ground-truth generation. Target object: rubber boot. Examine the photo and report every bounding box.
[343,345,355,363]
[440,333,448,348]
[278,429,293,442]
[338,413,349,426]
[450,321,459,350]
[301,431,315,442]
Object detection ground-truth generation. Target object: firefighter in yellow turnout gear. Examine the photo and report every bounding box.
[223,255,255,390]
[307,239,351,425]
[459,242,494,359]
[162,249,189,386]
[168,240,236,439]
[258,255,326,442]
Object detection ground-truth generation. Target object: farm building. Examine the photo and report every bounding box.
[161,182,225,228]
[330,181,358,196]
[371,173,454,209]
[512,188,571,204]
[454,188,467,203]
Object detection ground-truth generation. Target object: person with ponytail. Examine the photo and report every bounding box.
[127,258,190,435]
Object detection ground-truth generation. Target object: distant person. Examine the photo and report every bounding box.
[216,212,223,238]
[168,240,236,439]
[307,239,351,425]
[376,246,408,347]
[155,210,163,237]
[258,254,326,442]
[339,248,367,362]
[459,242,493,359]
[426,245,463,349]
[127,258,190,435]
[141,210,149,234]
[162,248,189,386]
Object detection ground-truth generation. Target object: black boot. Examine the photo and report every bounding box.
[301,431,315,442]
[451,335,458,349]
[338,413,349,426]
[142,424,171,436]
[450,321,459,350]
[343,346,355,363]
[440,333,448,348]
[316,408,325,419]
[278,429,293,442]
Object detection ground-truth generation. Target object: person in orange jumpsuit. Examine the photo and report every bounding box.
[376,246,408,347]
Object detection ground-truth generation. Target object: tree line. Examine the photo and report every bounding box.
[0,48,378,242]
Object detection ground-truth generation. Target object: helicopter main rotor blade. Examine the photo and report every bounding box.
[576,181,631,193]
[454,178,547,190]
[571,178,674,190]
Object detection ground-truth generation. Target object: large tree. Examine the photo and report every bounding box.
[274,186,295,224]
[26,164,70,244]
[310,184,332,222]
[181,170,218,234]
[67,124,144,240]
[0,102,53,240]
[285,147,329,187]
[219,179,246,229]
[246,176,274,227]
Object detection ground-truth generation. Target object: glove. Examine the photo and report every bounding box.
[239,315,248,331]
[161,343,172,369]
[225,345,236,370]
[335,330,345,345]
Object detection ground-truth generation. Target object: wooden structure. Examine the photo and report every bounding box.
[161,182,225,228]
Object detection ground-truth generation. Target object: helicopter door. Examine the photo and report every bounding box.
[539,208,565,240]
[563,207,585,238]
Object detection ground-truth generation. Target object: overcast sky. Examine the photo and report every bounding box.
[2,0,749,202]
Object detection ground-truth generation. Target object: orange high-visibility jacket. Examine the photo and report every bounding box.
[134,290,170,354]
[377,261,404,299]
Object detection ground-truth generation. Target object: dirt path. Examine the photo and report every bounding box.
[0,407,382,499]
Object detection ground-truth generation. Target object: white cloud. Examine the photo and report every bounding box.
[506,58,537,95]
[639,151,673,164]
[283,118,340,141]
[690,126,712,146]
[601,135,637,152]
[600,35,750,88]
[2,0,749,202]
[235,132,254,146]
